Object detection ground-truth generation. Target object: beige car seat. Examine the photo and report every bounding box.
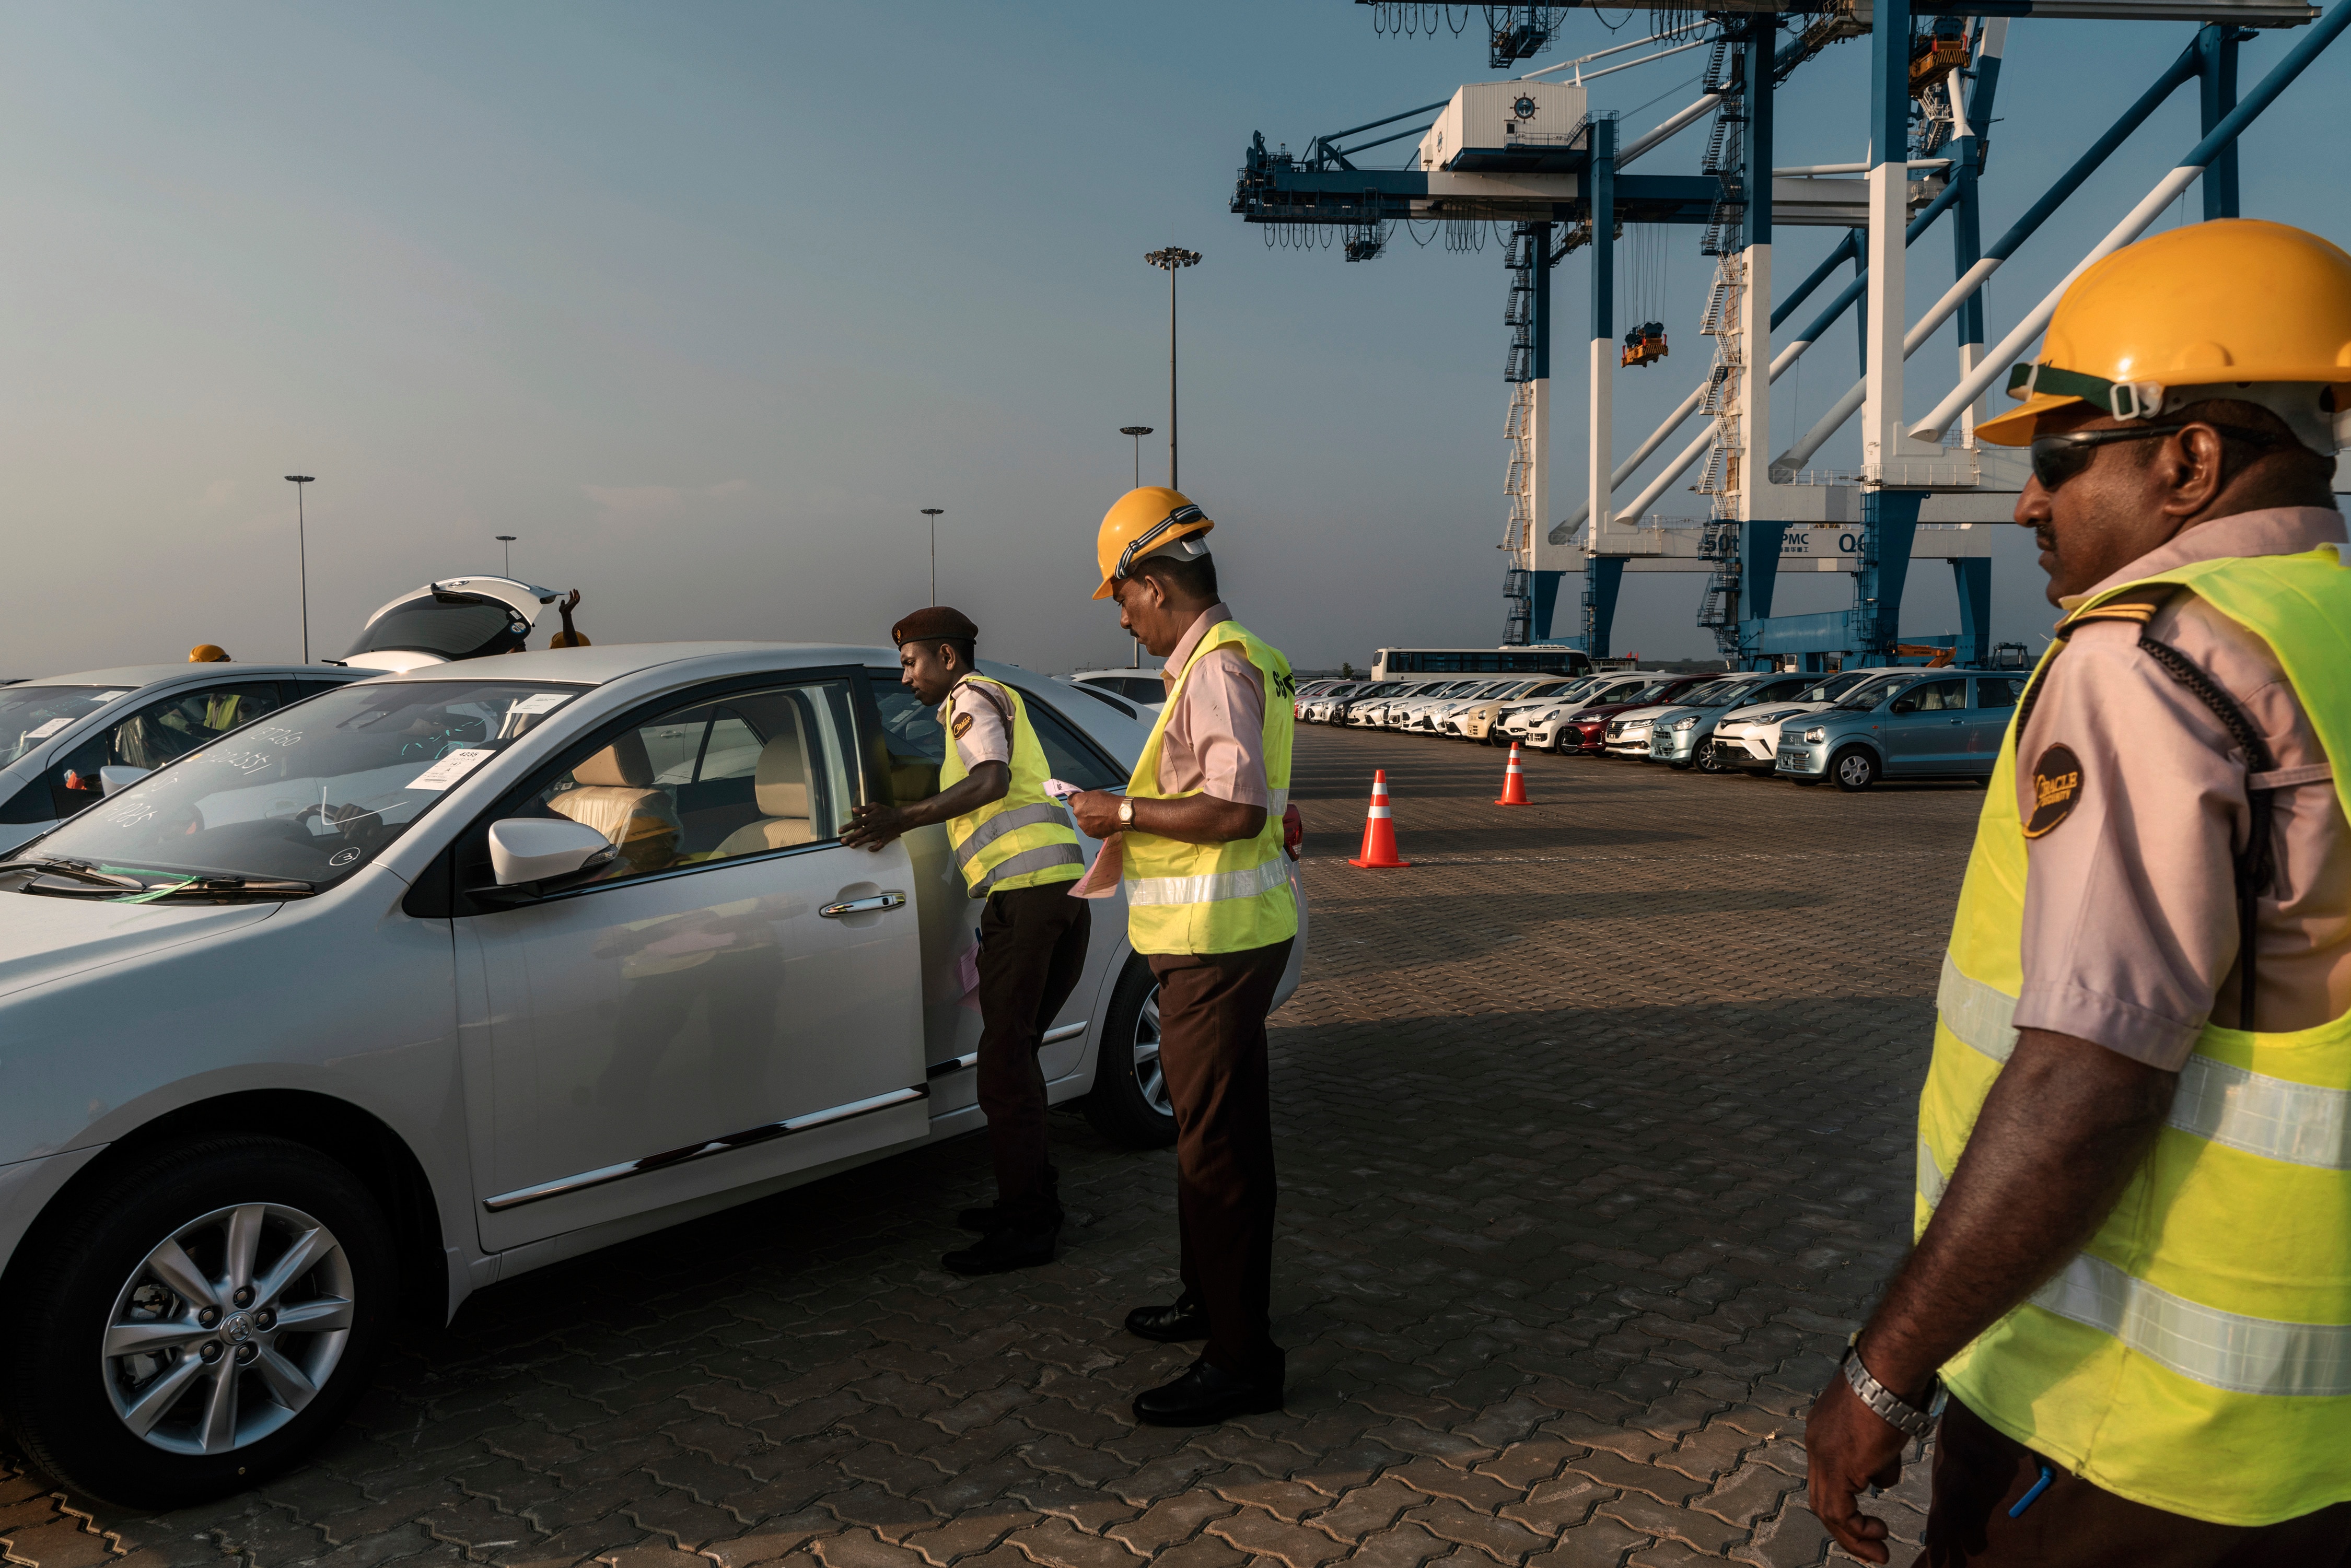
[714,722,818,857]
[548,730,682,875]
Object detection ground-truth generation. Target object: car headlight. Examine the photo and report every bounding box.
[1673,716,1698,731]
[1803,726,1828,744]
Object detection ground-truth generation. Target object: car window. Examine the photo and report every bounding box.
[44,682,287,820]
[1835,675,1908,710]
[871,683,1125,802]
[0,685,129,769]
[1974,676,2025,709]
[1901,678,1970,712]
[525,681,862,881]
[1751,677,1813,703]
[22,680,585,895]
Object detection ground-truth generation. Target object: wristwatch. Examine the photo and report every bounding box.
[1841,1334,1941,1439]
[1118,797,1136,829]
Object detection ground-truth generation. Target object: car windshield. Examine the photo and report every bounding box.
[1,685,136,767]
[17,680,588,897]
[1834,675,1913,710]
[1799,672,1871,701]
[1684,681,1757,708]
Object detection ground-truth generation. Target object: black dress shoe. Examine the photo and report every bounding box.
[1125,1297,1209,1343]
[958,1204,1011,1234]
[940,1222,1057,1276]
[1132,1359,1284,1426]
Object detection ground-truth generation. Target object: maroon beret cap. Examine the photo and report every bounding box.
[891,605,980,647]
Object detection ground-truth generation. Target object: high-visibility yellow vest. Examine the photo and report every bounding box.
[1123,618,1297,955]
[937,675,1083,898]
[1922,547,2351,1527]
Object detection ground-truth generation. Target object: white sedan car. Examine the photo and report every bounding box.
[0,642,1305,1508]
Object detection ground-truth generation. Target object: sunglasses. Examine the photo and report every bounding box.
[2028,422,2278,490]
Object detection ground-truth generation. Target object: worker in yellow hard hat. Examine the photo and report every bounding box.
[188,645,230,663]
[1065,486,1303,1427]
[1807,218,2351,1562]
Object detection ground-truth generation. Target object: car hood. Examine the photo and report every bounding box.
[1612,705,1677,722]
[1721,699,1829,723]
[0,890,284,1004]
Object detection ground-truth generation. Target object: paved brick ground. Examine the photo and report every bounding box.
[3,724,1993,1568]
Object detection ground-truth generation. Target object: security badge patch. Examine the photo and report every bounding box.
[951,712,973,740]
[2024,744,2084,838]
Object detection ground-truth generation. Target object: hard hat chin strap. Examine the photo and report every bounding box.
[2009,362,2168,421]
[1114,503,1206,580]
[2008,362,2343,453]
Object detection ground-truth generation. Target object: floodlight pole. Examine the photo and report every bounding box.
[1144,248,1201,489]
[920,509,945,605]
[1120,425,1154,489]
[284,475,315,662]
[495,534,517,576]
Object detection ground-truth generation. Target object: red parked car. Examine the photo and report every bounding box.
[1556,674,1718,756]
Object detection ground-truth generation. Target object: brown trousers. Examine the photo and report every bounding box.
[974,883,1090,1222]
[1918,1396,2351,1566]
[1150,938,1294,1386]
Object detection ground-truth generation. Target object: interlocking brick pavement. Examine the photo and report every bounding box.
[2,725,1987,1567]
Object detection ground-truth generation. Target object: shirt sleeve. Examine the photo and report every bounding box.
[2011,620,2247,1070]
[1177,648,1270,807]
[949,685,1012,771]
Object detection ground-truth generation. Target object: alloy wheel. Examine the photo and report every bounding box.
[1133,988,1170,1117]
[102,1203,355,1457]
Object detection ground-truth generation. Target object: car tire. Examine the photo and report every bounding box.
[1831,747,1880,792]
[1083,955,1177,1150]
[1693,744,1728,775]
[3,1135,396,1511]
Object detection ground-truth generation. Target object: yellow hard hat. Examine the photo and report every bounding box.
[1980,219,2351,448]
[1092,487,1215,600]
[189,644,230,663]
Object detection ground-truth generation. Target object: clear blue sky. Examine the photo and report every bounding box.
[2,1,2342,674]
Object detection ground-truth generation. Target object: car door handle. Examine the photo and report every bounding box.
[821,892,906,918]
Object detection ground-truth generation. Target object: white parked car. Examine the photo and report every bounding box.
[0,642,1305,1507]
[1066,668,1166,719]
[1300,682,1371,723]
[1383,680,1483,731]
[1707,669,1905,775]
[0,665,368,859]
[1506,673,1657,750]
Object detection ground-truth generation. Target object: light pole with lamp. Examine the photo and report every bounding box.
[1119,426,1154,489]
[495,535,517,576]
[284,475,315,662]
[1142,248,1200,488]
[920,509,945,605]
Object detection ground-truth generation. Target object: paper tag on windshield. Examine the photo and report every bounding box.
[24,717,72,740]
[406,748,496,791]
[506,692,571,717]
[95,690,133,701]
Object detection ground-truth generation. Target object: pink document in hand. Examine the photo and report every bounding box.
[1070,833,1123,899]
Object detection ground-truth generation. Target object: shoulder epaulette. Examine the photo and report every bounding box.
[2057,584,2179,640]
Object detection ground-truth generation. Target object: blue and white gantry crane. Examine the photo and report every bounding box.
[1233,0,2345,666]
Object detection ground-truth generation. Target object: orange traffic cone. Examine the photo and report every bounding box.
[1494,742,1531,806]
[1347,769,1412,869]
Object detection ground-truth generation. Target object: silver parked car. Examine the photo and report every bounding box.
[0,642,1306,1507]
[0,665,368,858]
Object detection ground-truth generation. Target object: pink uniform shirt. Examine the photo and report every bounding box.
[2012,506,2351,1069]
[939,678,1012,771]
[1156,603,1270,808]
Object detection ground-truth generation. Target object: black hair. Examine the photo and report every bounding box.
[932,637,977,670]
[1135,550,1219,604]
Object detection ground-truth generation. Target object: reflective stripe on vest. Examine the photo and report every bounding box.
[1122,619,1297,956]
[1919,1143,2351,1396]
[939,675,1083,898]
[1919,547,2351,1526]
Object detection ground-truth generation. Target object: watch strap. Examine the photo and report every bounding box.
[1841,1335,1941,1440]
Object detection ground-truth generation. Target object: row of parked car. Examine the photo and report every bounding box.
[1293,662,2032,790]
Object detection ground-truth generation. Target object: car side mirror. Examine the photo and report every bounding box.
[99,766,152,795]
[488,817,618,887]
[1889,696,1918,715]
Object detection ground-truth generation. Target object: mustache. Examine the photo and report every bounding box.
[2033,526,2058,551]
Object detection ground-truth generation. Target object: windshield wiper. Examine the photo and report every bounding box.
[137,874,317,899]
[0,858,147,890]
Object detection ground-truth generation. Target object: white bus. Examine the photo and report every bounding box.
[1370,646,1593,682]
